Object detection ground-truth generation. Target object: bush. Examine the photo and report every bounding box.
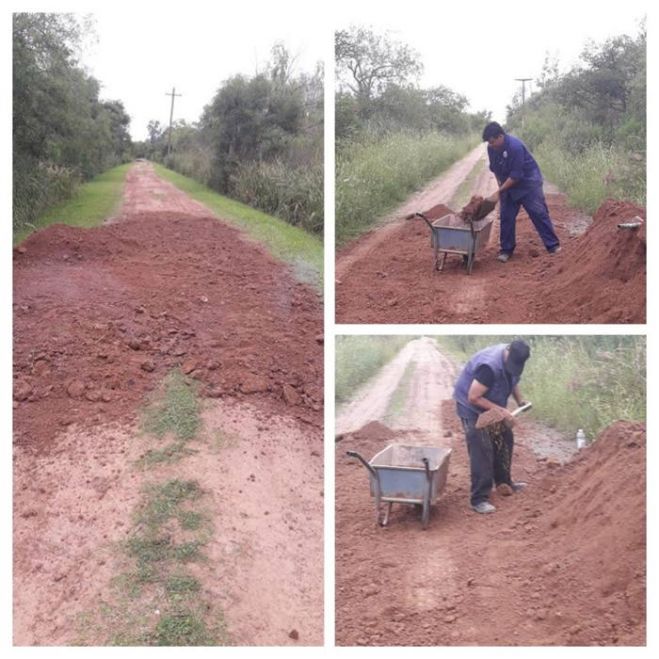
[230,160,323,234]
[336,131,477,245]
[535,141,645,213]
[13,156,80,230]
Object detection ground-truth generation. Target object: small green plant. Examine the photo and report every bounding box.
[142,370,201,446]
[151,610,215,646]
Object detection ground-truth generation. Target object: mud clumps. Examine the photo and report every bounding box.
[419,203,454,221]
[475,407,513,430]
[13,214,323,452]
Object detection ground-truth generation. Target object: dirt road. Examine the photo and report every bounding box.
[336,149,645,324]
[336,339,645,646]
[13,162,323,645]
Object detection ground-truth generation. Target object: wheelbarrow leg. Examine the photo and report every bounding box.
[421,457,432,529]
[467,250,475,275]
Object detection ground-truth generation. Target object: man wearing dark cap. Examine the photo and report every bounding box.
[482,121,561,262]
[453,340,531,514]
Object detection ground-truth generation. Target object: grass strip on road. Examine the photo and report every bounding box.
[153,164,323,291]
[13,163,131,245]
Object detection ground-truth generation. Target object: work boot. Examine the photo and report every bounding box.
[497,252,511,263]
[548,246,561,255]
[472,501,496,514]
[512,481,528,492]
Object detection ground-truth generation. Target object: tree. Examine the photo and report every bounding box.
[335,26,422,106]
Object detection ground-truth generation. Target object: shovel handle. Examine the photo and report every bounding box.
[512,402,533,417]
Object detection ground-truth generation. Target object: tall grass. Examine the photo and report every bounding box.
[231,160,323,234]
[436,336,646,439]
[13,162,131,245]
[535,141,646,214]
[336,335,412,403]
[165,151,323,236]
[336,131,478,246]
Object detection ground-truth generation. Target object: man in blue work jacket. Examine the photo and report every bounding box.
[453,340,530,514]
[483,122,561,262]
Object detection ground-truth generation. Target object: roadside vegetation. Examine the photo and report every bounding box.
[335,335,412,404]
[134,44,323,236]
[437,336,646,440]
[335,26,485,246]
[507,20,646,212]
[13,14,132,234]
[154,165,323,290]
[13,163,130,245]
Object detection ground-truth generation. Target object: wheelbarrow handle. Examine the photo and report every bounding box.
[346,450,377,477]
[422,457,432,482]
[406,212,434,231]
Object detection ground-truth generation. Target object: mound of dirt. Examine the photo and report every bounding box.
[528,199,645,323]
[13,214,323,452]
[346,420,397,444]
[420,203,454,221]
[523,420,646,644]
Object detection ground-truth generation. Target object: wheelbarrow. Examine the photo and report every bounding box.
[347,444,452,529]
[408,211,494,274]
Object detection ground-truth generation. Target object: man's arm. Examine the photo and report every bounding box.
[467,380,514,420]
[512,384,526,407]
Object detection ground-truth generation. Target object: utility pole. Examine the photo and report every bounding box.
[165,87,182,156]
[514,78,532,127]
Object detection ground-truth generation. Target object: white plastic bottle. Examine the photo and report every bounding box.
[576,429,587,449]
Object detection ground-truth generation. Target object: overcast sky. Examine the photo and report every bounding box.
[11,0,649,138]
[335,0,648,122]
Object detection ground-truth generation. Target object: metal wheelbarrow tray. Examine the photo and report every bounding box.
[412,212,494,274]
[347,444,452,529]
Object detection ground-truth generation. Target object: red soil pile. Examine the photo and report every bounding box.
[13,214,323,452]
[526,420,646,644]
[529,199,646,323]
[343,420,397,444]
[420,203,454,221]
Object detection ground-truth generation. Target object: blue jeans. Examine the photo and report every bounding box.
[500,186,560,254]
[458,414,514,506]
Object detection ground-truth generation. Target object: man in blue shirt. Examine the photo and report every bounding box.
[453,340,530,514]
[483,122,561,262]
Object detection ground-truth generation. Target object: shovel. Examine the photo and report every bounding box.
[471,197,497,221]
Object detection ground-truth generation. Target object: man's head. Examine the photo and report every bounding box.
[482,121,505,150]
[504,340,531,376]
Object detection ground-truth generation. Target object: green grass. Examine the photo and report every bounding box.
[384,360,417,423]
[435,335,646,439]
[141,370,201,463]
[535,141,645,214]
[13,163,131,245]
[336,131,478,246]
[336,335,413,404]
[153,163,323,290]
